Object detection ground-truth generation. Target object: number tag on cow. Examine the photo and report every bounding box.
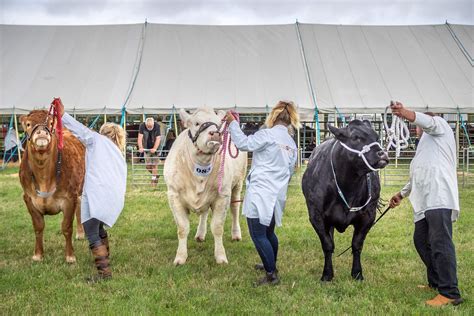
[194,163,213,177]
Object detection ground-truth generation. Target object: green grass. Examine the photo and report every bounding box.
[0,166,473,315]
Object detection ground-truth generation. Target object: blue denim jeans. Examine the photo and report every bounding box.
[83,218,107,249]
[247,215,278,273]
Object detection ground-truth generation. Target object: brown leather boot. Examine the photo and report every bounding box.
[101,236,110,256]
[425,294,463,307]
[86,244,112,283]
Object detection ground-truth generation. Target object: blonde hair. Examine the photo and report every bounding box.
[100,123,126,152]
[265,101,300,129]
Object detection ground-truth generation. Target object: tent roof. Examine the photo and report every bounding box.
[0,23,472,115]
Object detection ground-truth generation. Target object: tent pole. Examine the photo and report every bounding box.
[297,125,301,168]
[295,20,320,145]
[104,107,107,124]
[13,109,22,164]
[456,112,460,168]
[142,106,145,122]
[173,106,178,134]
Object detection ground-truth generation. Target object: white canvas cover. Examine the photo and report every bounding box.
[0,24,143,114]
[126,24,311,116]
[298,24,473,114]
[0,23,472,115]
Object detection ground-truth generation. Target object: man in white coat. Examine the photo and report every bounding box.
[389,101,463,307]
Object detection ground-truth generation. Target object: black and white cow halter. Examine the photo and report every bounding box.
[330,140,383,212]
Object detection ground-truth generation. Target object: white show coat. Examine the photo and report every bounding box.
[401,112,459,223]
[229,121,297,227]
[62,113,127,227]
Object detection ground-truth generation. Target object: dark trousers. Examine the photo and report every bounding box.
[414,209,461,299]
[83,218,108,249]
[247,215,278,273]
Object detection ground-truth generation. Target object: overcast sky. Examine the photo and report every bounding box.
[1,0,472,25]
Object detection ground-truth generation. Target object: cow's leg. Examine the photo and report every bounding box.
[25,196,45,261]
[230,183,243,241]
[211,198,229,264]
[309,209,335,281]
[62,202,76,263]
[195,210,209,242]
[75,197,84,240]
[169,197,190,265]
[351,222,372,281]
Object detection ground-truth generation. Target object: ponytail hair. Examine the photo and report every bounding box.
[265,101,300,129]
[99,123,126,152]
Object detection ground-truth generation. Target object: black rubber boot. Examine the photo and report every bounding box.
[254,271,280,287]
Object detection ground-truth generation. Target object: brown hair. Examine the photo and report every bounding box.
[265,101,301,129]
[99,123,126,152]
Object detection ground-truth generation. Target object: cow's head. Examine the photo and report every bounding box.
[329,120,389,171]
[179,107,225,155]
[20,110,55,153]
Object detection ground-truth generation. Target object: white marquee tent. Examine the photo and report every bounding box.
[0,22,472,116]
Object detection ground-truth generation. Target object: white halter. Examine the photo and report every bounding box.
[338,140,383,172]
[383,106,410,158]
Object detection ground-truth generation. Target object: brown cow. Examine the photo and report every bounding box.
[19,110,85,263]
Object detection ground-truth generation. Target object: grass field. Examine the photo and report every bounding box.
[1,166,473,315]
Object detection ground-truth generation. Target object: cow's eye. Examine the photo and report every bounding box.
[27,123,31,128]
[195,123,199,127]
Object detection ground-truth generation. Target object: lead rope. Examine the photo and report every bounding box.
[383,104,409,158]
[217,111,240,194]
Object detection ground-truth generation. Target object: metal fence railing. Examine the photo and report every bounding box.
[130,148,168,187]
[128,147,474,188]
[462,147,474,187]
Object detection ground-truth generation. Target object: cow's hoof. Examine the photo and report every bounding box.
[76,233,85,240]
[231,233,242,241]
[352,272,364,281]
[173,256,187,266]
[66,256,76,264]
[195,236,205,242]
[32,254,43,262]
[215,255,228,264]
[320,274,333,282]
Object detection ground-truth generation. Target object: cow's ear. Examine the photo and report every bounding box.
[20,115,27,131]
[362,120,372,128]
[216,110,226,121]
[328,125,349,141]
[179,109,191,128]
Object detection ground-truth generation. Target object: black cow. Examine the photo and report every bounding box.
[302,120,389,281]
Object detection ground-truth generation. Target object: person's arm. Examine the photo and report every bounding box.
[62,113,95,146]
[150,136,161,153]
[413,112,445,136]
[228,120,269,152]
[390,101,444,136]
[389,181,411,209]
[400,180,412,198]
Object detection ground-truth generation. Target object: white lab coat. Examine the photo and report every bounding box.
[62,113,127,227]
[229,121,297,227]
[401,112,459,223]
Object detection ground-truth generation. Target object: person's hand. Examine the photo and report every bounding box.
[138,147,144,153]
[390,100,416,122]
[150,148,156,154]
[389,192,403,208]
[390,101,406,118]
[225,111,236,124]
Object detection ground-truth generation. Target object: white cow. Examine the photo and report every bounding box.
[164,107,248,265]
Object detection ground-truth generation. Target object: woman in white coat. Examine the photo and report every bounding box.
[225,101,299,286]
[59,103,127,283]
